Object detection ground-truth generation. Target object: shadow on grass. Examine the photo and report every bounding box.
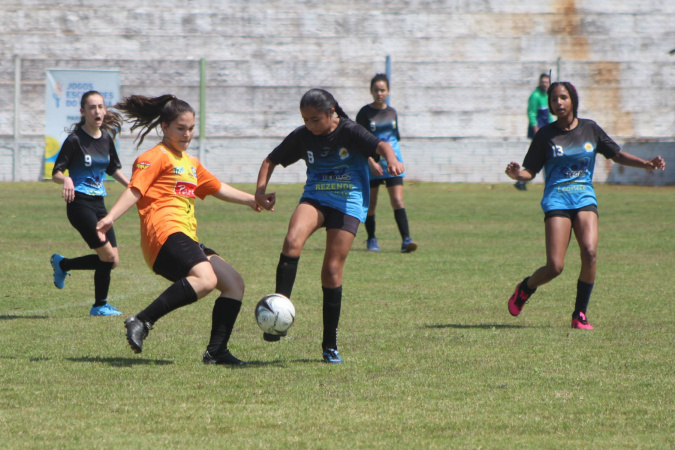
[67,357,296,369]
[351,247,404,254]
[425,323,531,330]
[0,315,49,320]
[213,359,290,368]
[66,356,174,367]
[230,358,321,366]
[289,358,322,364]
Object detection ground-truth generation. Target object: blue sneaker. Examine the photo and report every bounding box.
[50,254,69,289]
[322,348,343,364]
[90,304,122,316]
[401,237,417,253]
[104,304,123,315]
[366,238,380,252]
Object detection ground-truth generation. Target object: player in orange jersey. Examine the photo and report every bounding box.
[96,94,273,364]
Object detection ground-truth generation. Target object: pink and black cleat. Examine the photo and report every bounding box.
[571,312,594,330]
[508,282,531,317]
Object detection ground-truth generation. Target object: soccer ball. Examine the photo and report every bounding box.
[255,294,296,336]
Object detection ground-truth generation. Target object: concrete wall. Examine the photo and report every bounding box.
[1,0,674,183]
[607,141,674,186]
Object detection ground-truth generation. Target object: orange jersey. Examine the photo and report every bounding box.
[129,143,221,268]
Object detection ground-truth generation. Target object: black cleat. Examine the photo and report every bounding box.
[203,350,246,366]
[124,316,151,354]
[263,332,282,342]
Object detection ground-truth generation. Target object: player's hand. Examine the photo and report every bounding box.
[62,177,75,203]
[369,159,384,177]
[96,216,113,242]
[255,191,276,211]
[646,156,666,171]
[505,162,521,180]
[387,161,404,176]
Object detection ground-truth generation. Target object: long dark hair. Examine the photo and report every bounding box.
[548,81,579,118]
[300,89,349,119]
[67,90,123,139]
[114,94,194,148]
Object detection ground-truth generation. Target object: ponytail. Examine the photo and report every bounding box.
[333,103,349,119]
[114,94,194,148]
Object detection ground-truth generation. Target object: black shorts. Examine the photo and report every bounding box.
[299,198,361,236]
[152,232,218,282]
[544,204,598,222]
[369,176,404,189]
[66,192,117,249]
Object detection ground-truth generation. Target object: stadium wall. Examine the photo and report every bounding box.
[1,0,673,184]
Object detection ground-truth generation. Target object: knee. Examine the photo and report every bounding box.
[546,261,564,278]
[201,270,218,294]
[321,263,342,286]
[282,235,303,256]
[226,271,246,300]
[580,246,597,266]
[98,253,118,268]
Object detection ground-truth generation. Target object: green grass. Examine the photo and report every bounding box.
[1,181,673,448]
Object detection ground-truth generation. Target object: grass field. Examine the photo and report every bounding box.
[0,181,673,448]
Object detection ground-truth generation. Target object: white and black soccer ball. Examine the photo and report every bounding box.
[255,294,296,336]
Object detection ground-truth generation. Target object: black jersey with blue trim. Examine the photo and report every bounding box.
[268,118,380,222]
[522,118,620,212]
[53,128,122,197]
[355,104,405,179]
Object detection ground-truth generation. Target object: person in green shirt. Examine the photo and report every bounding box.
[516,74,554,191]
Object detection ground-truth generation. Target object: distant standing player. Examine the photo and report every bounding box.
[96,94,266,364]
[356,73,417,253]
[255,88,404,363]
[516,73,555,191]
[50,90,129,316]
[505,81,665,329]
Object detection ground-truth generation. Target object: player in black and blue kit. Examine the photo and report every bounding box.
[356,74,417,253]
[505,81,666,329]
[51,91,130,316]
[255,88,404,363]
